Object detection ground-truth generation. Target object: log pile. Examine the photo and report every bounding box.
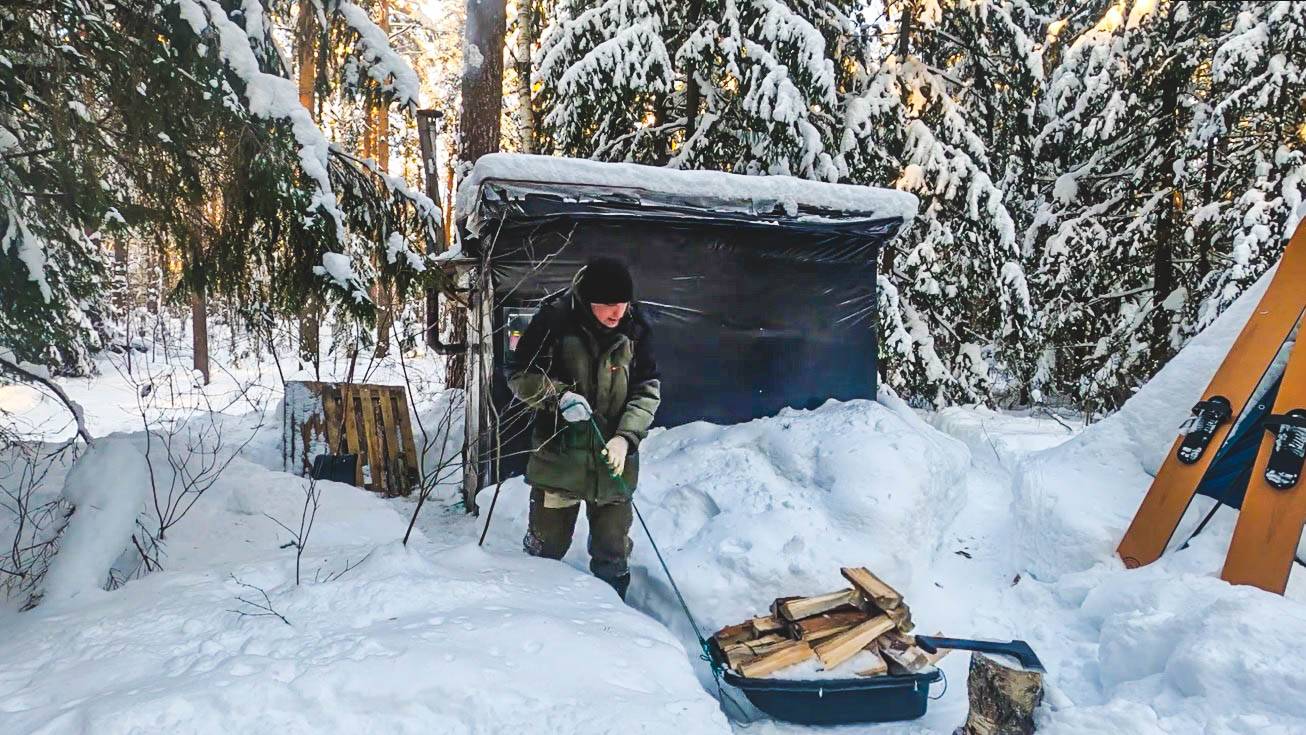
[710,567,936,679]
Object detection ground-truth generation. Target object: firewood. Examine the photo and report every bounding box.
[880,636,932,674]
[724,634,792,657]
[724,647,758,672]
[813,615,896,670]
[770,596,802,619]
[738,640,815,678]
[750,616,785,636]
[879,629,916,648]
[790,609,871,640]
[841,567,904,609]
[855,646,889,677]
[881,602,915,632]
[924,647,953,667]
[777,589,863,621]
[711,621,756,648]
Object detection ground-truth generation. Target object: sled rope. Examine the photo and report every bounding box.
[582,417,753,724]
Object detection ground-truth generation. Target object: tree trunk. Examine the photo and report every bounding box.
[1150,4,1182,365]
[369,0,393,358]
[297,0,321,370]
[192,287,210,385]
[416,109,445,350]
[958,652,1044,735]
[683,0,704,144]
[514,0,535,153]
[454,0,507,388]
[461,0,508,161]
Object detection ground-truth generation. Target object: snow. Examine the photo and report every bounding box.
[457,153,919,233]
[0,423,727,734]
[41,435,150,602]
[7,271,1306,733]
[314,251,360,291]
[1011,266,1275,580]
[336,1,423,109]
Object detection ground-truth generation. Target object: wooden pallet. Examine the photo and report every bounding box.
[283,381,419,496]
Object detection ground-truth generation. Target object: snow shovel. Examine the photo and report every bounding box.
[913,636,1046,672]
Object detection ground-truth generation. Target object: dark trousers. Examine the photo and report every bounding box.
[524,486,633,598]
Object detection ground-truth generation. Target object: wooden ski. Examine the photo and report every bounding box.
[1117,224,1306,569]
[1221,338,1306,594]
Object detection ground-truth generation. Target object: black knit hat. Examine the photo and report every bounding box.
[577,257,634,304]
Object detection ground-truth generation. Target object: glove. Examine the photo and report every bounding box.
[604,435,629,477]
[559,391,592,423]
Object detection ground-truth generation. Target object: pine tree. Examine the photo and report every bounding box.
[841,0,1042,406]
[0,1,442,376]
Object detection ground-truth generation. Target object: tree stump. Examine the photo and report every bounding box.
[956,652,1044,735]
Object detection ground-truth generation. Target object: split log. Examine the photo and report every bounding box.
[882,603,915,632]
[738,640,815,678]
[776,589,863,621]
[957,652,1044,735]
[724,647,758,672]
[724,634,791,657]
[841,567,903,609]
[750,616,785,636]
[711,621,756,648]
[814,615,896,669]
[790,610,871,640]
[880,642,932,674]
[855,645,889,677]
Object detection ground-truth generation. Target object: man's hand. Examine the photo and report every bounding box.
[559,391,592,423]
[603,436,629,477]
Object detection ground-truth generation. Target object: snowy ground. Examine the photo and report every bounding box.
[3,271,1306,733]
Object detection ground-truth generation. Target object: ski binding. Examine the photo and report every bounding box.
[1177,396,1233,464]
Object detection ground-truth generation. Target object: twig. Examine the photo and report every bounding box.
[228,575,291,626]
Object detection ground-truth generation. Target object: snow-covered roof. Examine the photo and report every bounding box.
[457,153,918,234]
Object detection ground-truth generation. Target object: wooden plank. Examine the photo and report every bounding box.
[777,589,862,621]
[813,615,895,670]
[341,386,364,487]
[393,389,420,490]
[790,610,871,640]
[750,616,785,636]
[360,387,385,492]
[377,386,399,493]
[841,567,904,609]
[323,386,342,455]
[738,640,814,678]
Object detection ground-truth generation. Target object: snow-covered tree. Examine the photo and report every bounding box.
[843,0,1043,406]
[0,0,442,375]
[1028,1,1305,411]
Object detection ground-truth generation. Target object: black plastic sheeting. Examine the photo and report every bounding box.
[470,192,906,483]
[1195,377,1283,510]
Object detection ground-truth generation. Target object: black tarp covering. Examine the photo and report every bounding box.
[466,189,906,483]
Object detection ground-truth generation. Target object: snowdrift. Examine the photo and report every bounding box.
[1011,270,1277,580]
[477,394,971,686]
[0,440,727,734]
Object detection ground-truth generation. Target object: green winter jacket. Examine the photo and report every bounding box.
[507,292,661,504]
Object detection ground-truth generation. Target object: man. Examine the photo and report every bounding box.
[507,256,660,600]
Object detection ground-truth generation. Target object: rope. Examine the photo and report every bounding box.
[577,414,753,723]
